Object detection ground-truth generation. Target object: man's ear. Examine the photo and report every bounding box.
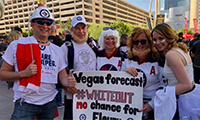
[31,22,34,28]
[71,27,73,32]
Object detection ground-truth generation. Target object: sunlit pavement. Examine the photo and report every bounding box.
[0,80,64,120]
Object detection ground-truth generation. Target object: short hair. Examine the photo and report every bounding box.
[194,33,198,38]
[178,32,183,37]
[59,32,62,36]
[121,33,128,39]
[12,26,22,33]
[98,28,120,50]
[3,35,8,40]
[8,31,22,43]
[197,34,200,39]
[50,24,57,33]
[62,29,71,34]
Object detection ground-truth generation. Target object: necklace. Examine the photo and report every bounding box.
[37,40,48,44]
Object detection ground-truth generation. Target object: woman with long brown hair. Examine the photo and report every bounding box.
[151,23,200,119]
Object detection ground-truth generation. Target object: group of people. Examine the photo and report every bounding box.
[0,5,199,120]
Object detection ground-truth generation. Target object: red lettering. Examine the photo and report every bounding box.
[150,66,155,75]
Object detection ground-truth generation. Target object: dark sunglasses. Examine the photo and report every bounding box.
[103,27,116,31]
[36,20,53,26]
[133,39,147,45]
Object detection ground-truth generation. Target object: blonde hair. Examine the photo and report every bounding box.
[127,27,159,59]
[8,31,22,43]
[151,23,188,53]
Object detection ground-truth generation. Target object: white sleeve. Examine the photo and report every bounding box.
[2,41,16,66]
[58,47,68,72]
[121,58,128,71]
[61,43,68,68]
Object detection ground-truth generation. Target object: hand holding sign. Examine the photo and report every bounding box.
[140,103,153,113]
[125,67,138,76]
[67,69,76,87]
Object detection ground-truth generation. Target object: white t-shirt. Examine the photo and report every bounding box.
[73,41,96,71]
[3,36,67,105]
[61,40,96,71]
[61,40,96,99]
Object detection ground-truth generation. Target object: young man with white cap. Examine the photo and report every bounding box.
[0,6,76,120]
[61,15,98,120]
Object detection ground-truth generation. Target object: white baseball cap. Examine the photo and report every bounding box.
[71,15,87,27]
[30,6,54,22]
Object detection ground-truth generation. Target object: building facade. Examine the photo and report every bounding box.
[163,0,199,31]
[164,0,190,10]
[0,0,152,34]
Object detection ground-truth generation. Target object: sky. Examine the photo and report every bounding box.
[125,0,164,11]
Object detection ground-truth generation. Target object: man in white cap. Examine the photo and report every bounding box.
[0,6,76,120]
[61,15,98,120]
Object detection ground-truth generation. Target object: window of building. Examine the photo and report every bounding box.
[84,0,91,3]
[61,7,74,11]
[96,20,100,23]
[54,9,59,12]
[96,15,99,18]
[77,11,83,15]
[54,14,60,18]
[23,3,27,7]
[24,9,28,12]
[60,1,74,5]
[18,4,22,8]
[19,10,23,13]
[95,3,99,6]
[95,8,99,12]
[103,0,116,6]
[13,5,17,9]
[84,5,92,10]
[85,11,92,16]
[61,13,74,17]
[54,3,59,7]
[76,5,82,9]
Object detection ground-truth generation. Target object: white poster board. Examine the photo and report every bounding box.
[73,71,143,120]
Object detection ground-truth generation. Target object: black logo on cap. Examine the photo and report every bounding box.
[39,9,50,18]
[76,16,82,21]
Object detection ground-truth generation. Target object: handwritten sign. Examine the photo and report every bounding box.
[73,71,143,120]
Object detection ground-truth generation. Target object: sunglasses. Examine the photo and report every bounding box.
[133,39,147,45]
[35,20,53,26]
[152,38,165,44]
[103,27,116,31]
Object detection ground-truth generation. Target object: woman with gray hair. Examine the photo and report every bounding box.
[97,27,126,71]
